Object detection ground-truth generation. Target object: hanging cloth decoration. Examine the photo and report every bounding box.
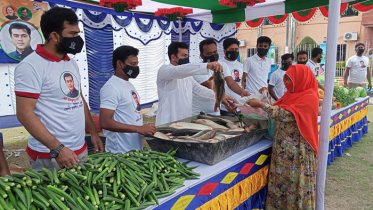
[236,22,242,28]
[220,0,266,9]
[100,0,142,12]
[245,17,264,28]
[267,14,288,25]
[292,8,317,23]
[352,0,373,12]
[155,7,193,21]
[319,2,348,18]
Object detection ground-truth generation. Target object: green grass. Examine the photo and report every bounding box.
[1,108,372,209]
[324,107,373,210]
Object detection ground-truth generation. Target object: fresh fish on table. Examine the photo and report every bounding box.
[169,122,212,131]
[192,119,229,131]
[208,71,225,112]
[198,112,238,129]
[171,129,201,136]
[157,127,177,134]
[191,130,212,138]
[153,132,171,140]
[179,130,218,140]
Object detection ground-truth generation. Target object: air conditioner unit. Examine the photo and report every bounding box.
[239,39,246,47]
[343,32,358,41]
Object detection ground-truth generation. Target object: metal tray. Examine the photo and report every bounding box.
[144,115,268,165]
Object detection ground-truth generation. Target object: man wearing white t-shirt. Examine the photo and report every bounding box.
[99,46,157,153]
[344,43,372,90]
[268,54,293,102]
[15,7,103,171]
[242,36,272,94]
[220,38,250,116]
[156,42,238,126]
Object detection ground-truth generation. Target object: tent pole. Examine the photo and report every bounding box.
[316,0,341,210]
[178,17,182,42]
[285,15,290,53]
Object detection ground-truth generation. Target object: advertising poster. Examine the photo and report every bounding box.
[0,0,47,62]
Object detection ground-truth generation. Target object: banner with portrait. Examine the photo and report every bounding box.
[0,0,47,63]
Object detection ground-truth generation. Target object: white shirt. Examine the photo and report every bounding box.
[14,45,85,153]
[219,57,243,111]
[156,63,216,126]
[269,68,287,102]
[306,60,317,76]
[192,69,220,116]
[100,76,143,153]
[346,55,370,84]
[243,54,271,94]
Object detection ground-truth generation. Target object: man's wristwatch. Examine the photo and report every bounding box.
[50,144,64,158]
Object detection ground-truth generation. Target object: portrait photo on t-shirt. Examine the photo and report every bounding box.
[60,71,80,98]
[360,60,366,68]
[131,90,141,111]
[232,69,241,83]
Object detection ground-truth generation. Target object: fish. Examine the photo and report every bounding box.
[208,71,225,112]
[169,122,212,131]
[197,130,218,140]
[171,129,201,137]
[157,127,177,134]
[178,130,218,140]
[219,130,244,135]
[192,119,229,131]
[191,130,212,138]
[154,132,171,140]
[198,112,238,129]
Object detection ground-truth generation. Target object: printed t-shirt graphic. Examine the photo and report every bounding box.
[100,76,143,153]
[219,58,243,112]
[14,44,85,158]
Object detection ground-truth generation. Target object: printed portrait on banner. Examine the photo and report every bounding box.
[0,0,47,62]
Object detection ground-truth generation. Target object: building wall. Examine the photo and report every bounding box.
[237,10,367,61]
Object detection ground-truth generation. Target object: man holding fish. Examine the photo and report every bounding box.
[156,42,238,126]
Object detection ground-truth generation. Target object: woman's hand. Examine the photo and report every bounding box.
[246,98,266,108]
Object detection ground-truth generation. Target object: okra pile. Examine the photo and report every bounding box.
[0,148,200,210]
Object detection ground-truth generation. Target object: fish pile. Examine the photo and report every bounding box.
[153,112,259,143]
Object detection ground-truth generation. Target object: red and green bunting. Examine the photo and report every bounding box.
[267,14,288,25]
[245,17,264,27]
[319,2,348,18]
[352,0,373,12]
[292,8,316,22]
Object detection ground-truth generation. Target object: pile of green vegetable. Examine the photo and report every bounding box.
[333,85,367,107]
[0,148,200,210]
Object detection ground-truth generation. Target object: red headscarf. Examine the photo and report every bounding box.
[274,64,319,153]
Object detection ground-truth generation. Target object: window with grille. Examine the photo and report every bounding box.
[247,48,257,57]
[336,44,346,62]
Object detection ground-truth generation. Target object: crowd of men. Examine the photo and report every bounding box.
[7,7,371,172]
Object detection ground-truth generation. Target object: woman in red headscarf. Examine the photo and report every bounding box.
[246,64,319,210]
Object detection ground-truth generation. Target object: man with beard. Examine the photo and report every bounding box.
[15,7,103,171]
[8,23,34,60]
[20,8,31,21]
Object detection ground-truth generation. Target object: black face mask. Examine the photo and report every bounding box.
[177,57,189,65]
[281,63,292,70]
[297,61,308,65]
[257,48,269,57]
[203,54,219,63]
[58,35,84,55]
[122,64,140,79]
[317,58,322,63]
[225,51,239,61]
[357,48,365,54]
